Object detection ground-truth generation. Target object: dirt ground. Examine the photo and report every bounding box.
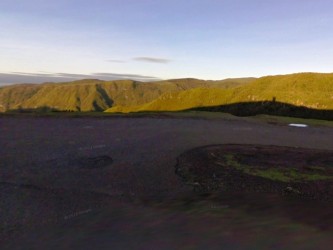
[1,114,333,249]
[176,144,333,200]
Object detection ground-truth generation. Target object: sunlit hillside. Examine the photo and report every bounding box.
[0,78,254,112]
[106,73,333,113]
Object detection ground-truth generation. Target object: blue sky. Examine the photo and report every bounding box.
[1,0,333,84]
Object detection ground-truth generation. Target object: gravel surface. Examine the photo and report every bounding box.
[1,115,333,249]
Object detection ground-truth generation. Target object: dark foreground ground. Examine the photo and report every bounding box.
[1,114,333,249]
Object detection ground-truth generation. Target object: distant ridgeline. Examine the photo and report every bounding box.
[1,73,333,120]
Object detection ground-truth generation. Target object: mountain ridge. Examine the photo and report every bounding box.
[106,73,333,113]
[1,73,332,113]
[0,77,255,112]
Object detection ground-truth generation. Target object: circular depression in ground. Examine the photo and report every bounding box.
[175,144,333,201]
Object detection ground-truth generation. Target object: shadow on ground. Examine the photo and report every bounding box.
[190,101,333,121]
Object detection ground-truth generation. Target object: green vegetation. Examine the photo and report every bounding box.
[0,78,253,112]
[232,73,333,109]
[221,154,332,182]
[1,73,333,121]
[252,169,332,182]
[105,73,333,114]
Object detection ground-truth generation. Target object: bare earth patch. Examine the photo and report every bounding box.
[176,144,333,201]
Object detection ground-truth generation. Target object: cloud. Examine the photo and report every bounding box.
[133,57,171,64]
[0,72,161,86]
[106,59,126,63]
[91,73,160,81]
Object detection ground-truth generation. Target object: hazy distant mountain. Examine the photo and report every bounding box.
[0,78,255,112]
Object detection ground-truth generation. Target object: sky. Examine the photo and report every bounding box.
[1,0,333,85]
